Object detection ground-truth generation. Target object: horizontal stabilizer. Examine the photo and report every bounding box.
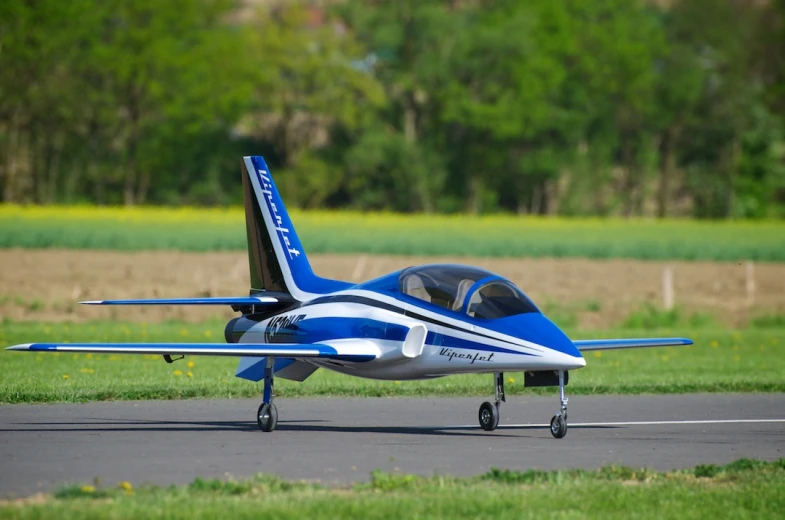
[80,296,278,306]
[235,357,319,382]
[6,342,378,362]
[574,337,693,352]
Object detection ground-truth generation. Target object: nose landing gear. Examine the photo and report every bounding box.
[478,372,505,431]
[478,370,570,438]
[549,370,568,438]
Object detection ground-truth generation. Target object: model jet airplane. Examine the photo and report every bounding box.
[8,156,692,438]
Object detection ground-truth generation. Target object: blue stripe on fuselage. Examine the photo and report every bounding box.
[260,316,538,357]
[262,317,409,344]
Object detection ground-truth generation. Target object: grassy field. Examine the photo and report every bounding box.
[2,205,784,261]
[2,459,783,519]
[1,320,783,403]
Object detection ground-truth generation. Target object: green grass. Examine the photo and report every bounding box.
[2,205,784,261]
[2,460,784,519]
[750,313,785,328]
[621,303,718,329]
[1,320,783,404]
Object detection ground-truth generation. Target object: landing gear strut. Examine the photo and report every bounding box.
[478,372,505,431]
[257,357,278,432]
[549,370,568,438]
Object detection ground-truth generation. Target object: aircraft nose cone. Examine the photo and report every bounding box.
[496,313,585,368]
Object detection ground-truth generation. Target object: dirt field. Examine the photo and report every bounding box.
[1,249,783,328]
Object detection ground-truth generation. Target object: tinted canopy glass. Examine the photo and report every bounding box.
[466,280,539,319]
[398,265,494,311]
[398,264,539,319]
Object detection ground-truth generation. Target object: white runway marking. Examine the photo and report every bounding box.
[453,418,785,428]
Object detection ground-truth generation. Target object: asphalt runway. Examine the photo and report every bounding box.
[1,394,784,498]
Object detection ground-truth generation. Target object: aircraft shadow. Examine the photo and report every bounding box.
[274,423,615,436]
[1,418,317,433]
[1,418,616,437]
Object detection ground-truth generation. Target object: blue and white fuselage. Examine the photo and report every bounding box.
[230,288,586,381]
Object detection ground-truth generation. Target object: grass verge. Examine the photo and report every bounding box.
[1,320,783,403]
[2,459,784,519]
[2,205,784,261]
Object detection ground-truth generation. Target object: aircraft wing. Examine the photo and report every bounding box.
[5,341,378,362]
[573,337,693,352]
[80,296,279,306]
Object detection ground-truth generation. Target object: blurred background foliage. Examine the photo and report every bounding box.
[1,0,784,218]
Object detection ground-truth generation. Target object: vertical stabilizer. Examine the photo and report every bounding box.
[241,156,350,301]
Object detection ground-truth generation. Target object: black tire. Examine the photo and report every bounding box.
[257,402,278,432]
[550,414,567,439]
[478,401,500,431]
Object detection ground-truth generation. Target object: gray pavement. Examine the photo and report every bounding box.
[1,394,784,498]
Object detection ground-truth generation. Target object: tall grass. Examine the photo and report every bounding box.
[2,205,784,261]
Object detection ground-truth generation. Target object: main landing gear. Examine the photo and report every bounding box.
[257,357,278,432]
[478,370,569,438]
[478,372,505,431]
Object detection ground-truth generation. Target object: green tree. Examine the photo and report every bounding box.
[0,0,96,202]
[441,0,573,214]
[84,0,249,204]
[670,0,779,218]
[242,2,385,209]
[559,0,664,216]
[338,0,459,212]
[0,0,252,205]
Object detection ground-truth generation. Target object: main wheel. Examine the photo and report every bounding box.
[257,402,278,432]
[550,414,567,438]
[478,401,500,431]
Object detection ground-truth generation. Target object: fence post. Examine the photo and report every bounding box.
[352,255,367,282]
[663,266,674,311]
[746,261,755,307]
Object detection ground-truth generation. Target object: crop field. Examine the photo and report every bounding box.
[2,205,784,261]
[2,459,783,519]
[1,320,783,404]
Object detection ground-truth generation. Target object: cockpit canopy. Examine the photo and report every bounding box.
[398,264,539,319]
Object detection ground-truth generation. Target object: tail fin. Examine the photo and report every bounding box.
[242,156,350,301]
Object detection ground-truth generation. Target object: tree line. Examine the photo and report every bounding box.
[1,0,783,217]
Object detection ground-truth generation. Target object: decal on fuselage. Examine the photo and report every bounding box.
[265,314,306,343]
[439,347,494,364]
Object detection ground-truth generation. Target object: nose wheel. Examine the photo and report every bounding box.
[478,372,505,431]
[550,414,566,438]
[550,370,568,438]
[257,357,278,432]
